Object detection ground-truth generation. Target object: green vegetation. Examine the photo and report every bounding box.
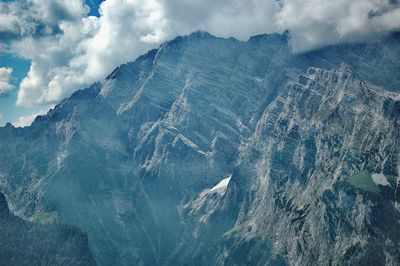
[347,170,380,194]
[0,193,96,266]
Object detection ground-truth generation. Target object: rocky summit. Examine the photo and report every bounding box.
[0,31,400,265]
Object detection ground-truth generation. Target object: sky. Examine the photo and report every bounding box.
[0,0,399,127]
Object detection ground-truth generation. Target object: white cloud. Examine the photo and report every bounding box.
[276,0,400,51]
[162,0,278,39]
[0,67,14,95]
[12,108,50,128]
[9,0,278,107]
[0,0,399,108]
[0,0,87,41]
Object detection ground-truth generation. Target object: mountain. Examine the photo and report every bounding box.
[0,192,95,265]
[0,31,399,265]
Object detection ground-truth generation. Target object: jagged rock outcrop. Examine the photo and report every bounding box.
[178,64,400,265]
[0,31,399,265]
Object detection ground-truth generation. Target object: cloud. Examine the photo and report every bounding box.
[162,0,278,39]
[0,0,399,108]
[12,108,50,128]
[8,0,278,107]
[0,67,14,95]
[0,0,87,42]
[276,0,400,51]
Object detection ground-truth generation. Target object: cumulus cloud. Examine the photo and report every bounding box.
[162,0,277,39]
[276,0,400,51]
[8,0,278,106]
[0,0,399,108]
[0,0,87,42]
[0,67,14,95]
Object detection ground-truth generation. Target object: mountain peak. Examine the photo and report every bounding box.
[188,30,215,39]
[2,30,400,265]
[247,31,288,45]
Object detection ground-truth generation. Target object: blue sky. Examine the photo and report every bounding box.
[0,0,103,126]
[85,0,104,17]
[0,53,31,125]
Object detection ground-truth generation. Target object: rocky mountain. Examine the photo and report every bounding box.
[0,31,399,265]
[0,192,95,265]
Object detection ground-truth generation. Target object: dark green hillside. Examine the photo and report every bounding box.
[0,193,95,266]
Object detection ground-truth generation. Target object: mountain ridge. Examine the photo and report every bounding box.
[0,31,400,265]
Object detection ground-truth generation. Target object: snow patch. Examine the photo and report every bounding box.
[210,175,232,195]
[372,173,390,187]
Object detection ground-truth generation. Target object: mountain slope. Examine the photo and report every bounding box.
[0,192,95,265]
[0,31,399,265]
[178,64,400,265]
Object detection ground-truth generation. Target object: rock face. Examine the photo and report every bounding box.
[0,31,399,265]
[0,192,96,265]
[178,64,400,266]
